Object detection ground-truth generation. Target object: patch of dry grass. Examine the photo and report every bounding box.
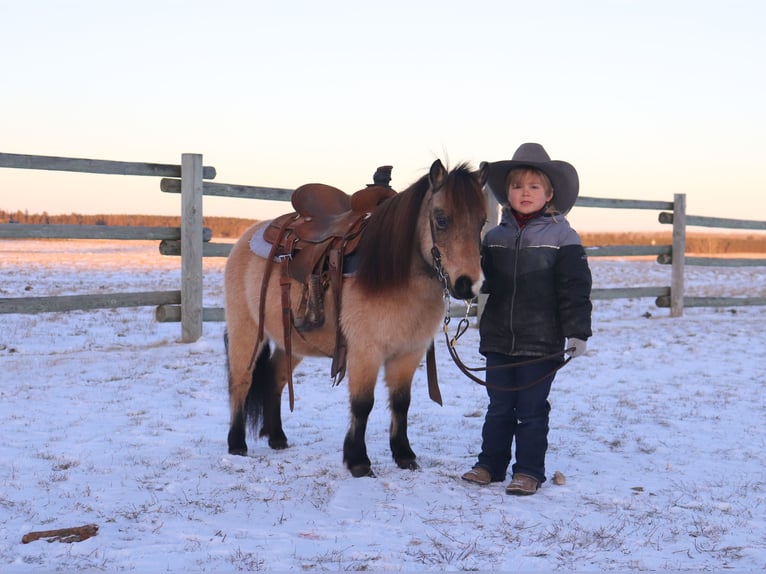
[5,210,765,254]
[581,231,766,254]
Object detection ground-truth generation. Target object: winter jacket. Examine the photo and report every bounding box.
[479,210,592,358]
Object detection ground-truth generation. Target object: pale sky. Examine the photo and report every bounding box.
[2,0,765,231]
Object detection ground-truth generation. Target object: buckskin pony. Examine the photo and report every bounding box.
[224,159,488,477]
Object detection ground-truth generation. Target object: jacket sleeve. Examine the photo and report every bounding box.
[555,244,593,340]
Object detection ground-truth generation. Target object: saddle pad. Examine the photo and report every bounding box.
[249,221,274,259]
[248,219,358,277]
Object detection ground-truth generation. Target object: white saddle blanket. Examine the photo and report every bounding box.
[248,221,274,259]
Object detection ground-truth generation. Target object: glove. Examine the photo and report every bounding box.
[566,338,587,358]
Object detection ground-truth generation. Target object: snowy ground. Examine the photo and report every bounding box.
[1,239,765,572]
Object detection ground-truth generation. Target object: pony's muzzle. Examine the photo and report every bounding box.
[452,275,480,300]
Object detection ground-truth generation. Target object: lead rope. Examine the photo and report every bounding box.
[435,260,574,392]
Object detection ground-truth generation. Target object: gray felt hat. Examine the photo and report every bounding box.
[482,143,579,214]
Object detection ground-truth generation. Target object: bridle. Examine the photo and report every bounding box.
[429,224,573,393]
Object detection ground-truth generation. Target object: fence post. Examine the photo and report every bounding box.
[670,193,686,317]
[181,153,204,342]
[483,185,501,233]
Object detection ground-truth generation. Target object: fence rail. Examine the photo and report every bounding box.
[0,152,216,179]
[0,223,212,241]
[576,197,674,211]
[574,194,766,313]
[585,245,671,257]
[0,291,180,314]
[659,211,766,230]
[160,177,292,201]
[1,152,215,341]
[2,151,765,340]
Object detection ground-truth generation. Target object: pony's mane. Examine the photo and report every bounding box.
[354,163,482,294]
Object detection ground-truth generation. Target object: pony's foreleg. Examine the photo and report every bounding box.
[343,363,378,477]
[384,351,424,471]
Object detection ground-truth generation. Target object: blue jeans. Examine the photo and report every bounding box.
[475,353,557,483]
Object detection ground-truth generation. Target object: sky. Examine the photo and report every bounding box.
[2,240,765,570]
[2,0,765,231]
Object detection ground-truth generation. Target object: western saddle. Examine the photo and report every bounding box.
[255,167,396,410]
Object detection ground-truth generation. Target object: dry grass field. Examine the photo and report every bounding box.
[580,231,766,255]
[3,209,766,254]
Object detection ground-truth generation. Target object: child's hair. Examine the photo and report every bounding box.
[506,167,562,215]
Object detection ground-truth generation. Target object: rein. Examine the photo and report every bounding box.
[431,249,573,392]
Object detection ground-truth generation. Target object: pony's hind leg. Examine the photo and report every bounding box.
[227,339,295,453]
[384,350,423,471]
[226,328,259,456]
[224,293,300,452]
[225,297,278,456]
[261,347,302,450]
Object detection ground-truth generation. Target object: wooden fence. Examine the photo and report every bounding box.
[576,195,766,314]
[2,152,766,342]
[0,152,216,342]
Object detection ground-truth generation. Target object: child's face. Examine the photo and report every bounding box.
[506,170,554,214]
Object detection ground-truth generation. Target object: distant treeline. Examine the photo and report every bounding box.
[580,231,766,254]
[3,209,766,253]
[0,209,255,239]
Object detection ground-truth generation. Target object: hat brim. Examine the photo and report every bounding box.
[484,159,579,215]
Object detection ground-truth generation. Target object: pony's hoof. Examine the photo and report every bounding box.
[228,447,248,457]
[268,438,288,450]
[397,459,419,471]
[349,465,375,478]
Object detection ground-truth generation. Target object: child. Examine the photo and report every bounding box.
[461,143,592,495]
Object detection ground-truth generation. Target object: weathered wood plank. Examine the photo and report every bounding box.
[0,223,212,241]
[155,305,225,322]
[160,178,293,201]
[657,254,766,267]
[159,240,232,257]
[656,295,766,308]
[670,193,686,317]
[585,244,671,257]
[0,291,181,314]
[686,256,766,267]
[577,196,674,210]
[181,154,204,342]
[659,211,766,230]
[0,152,215,179]
[591,286,670,300]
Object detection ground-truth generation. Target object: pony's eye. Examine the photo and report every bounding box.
[434,211,450,231]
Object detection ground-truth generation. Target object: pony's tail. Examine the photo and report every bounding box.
[246,342,273,439]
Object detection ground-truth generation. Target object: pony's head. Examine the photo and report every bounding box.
[420,159,488,300]
[355,159,488,300]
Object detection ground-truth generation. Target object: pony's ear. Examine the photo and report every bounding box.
[429,159,447,190]
[478,161,490,187]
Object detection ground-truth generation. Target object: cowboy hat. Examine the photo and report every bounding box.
[482,143,579,214]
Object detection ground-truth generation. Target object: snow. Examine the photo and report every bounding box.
[1,239,765,572]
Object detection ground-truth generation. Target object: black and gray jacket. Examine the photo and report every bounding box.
[479,210,592,358]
